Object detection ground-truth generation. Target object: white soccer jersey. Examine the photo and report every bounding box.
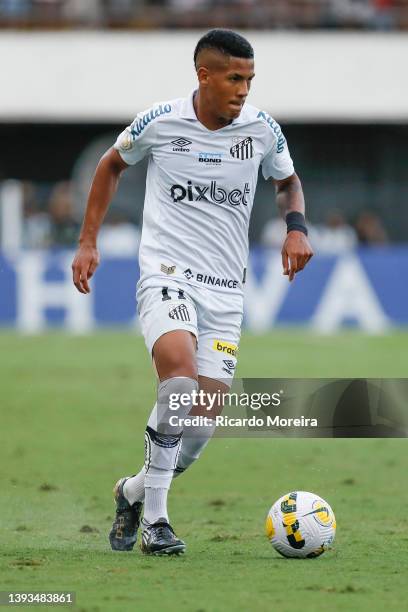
[114,90,294,295]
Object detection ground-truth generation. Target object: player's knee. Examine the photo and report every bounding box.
[153,331,198,380]
[159,355,198,380]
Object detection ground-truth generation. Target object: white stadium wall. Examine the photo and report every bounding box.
[1,31,408,122]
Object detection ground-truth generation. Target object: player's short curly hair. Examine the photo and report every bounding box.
[194,29,254,69]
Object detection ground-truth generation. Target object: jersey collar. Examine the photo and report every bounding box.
[180,90,247,125]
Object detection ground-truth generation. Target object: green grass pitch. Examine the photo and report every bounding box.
[1,330,408,612]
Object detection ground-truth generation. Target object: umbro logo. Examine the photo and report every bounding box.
[172,137,192,147]
[223,359,236,370]
[222,359,236,376]
[169,304,190,321]
[171,137,192,152]
[230,136,254,160]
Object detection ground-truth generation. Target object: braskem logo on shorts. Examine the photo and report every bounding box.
[213,340,238,357]
[170,180,250,207]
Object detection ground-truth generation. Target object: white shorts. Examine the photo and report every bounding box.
[137,279,243,384]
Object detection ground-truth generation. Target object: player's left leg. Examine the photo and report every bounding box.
[109,284,198,553]
[140,329,198,557]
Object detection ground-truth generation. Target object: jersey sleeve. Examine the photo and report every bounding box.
[260,116,295,181]
[113,106,159,165]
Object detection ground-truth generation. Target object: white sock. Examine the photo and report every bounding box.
[143,460,176,524]
[123,468,145,505]
[143,483,169,524]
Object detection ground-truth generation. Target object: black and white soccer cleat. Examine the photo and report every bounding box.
[109,477,143,551]
[141,519,186,556]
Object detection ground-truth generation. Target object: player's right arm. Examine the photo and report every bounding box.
[72,147,129,294]
[72,102,166,293]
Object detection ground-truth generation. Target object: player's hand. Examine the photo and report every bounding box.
[281,231,313,282]
[72,244,100,294]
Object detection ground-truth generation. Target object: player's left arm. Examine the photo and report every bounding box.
[273,173,314,282]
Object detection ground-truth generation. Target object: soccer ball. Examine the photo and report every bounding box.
[265,491,336,558]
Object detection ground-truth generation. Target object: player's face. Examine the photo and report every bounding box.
[207,57,255,121]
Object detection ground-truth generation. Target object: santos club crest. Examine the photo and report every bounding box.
[230,136,254,160]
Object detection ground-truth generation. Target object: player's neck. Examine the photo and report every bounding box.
[193,91,233,131]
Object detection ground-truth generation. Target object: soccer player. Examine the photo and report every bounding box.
[72,29,313,555]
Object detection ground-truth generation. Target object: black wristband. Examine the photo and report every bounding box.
[286,211,308,236]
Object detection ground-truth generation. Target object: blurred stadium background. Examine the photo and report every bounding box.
[1,0,408,333]
[2,6,408,610]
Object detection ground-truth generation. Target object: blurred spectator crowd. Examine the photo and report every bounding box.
[0,0,407,30]
[21,180,141,255]
[261,208,389,254]
[13,179,389,254]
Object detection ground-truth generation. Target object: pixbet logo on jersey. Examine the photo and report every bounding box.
[170,180,250,207]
